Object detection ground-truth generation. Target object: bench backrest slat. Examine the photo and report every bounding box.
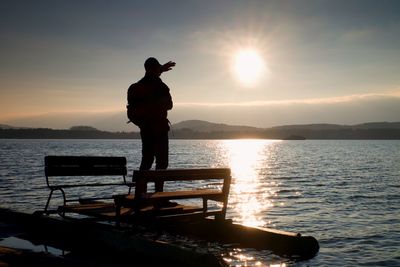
[133,168,230,182]
[45,156,127,176]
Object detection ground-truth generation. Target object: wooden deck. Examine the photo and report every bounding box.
[114,168,231,225]
[1,208,320,260]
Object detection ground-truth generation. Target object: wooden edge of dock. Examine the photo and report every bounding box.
[0,207,227,267]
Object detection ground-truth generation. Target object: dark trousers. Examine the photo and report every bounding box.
[139,128,169,192]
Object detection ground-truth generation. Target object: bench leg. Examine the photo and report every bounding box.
[202,198,208,212]
[215,212,225,221]
[115,204,121,227]
[220,200,228,221]
[44,190,54,213]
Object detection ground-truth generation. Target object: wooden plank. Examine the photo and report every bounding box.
[154,210,223,221]
[49,182,129,189]
[45,156,127,166]
[133,168,231,181]
[45,156,127,176]
[45,166,127,176]
[115,190,224,203]
[144,189,223,201]
[135,204,204,217]
[62,202,206,220]
[60,202,114,211]
[59,203,134,218]
[113,190,224,209]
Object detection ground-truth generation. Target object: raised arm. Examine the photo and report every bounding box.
[161,61,176,73]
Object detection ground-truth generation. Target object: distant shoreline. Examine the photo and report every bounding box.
[1,128,400,140]
[1,120,400,140]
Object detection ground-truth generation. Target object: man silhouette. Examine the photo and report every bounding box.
[127,57,175,192]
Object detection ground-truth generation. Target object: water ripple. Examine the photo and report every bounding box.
[1,139,400,266]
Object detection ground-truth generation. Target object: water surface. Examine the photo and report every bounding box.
[1,139,399,266]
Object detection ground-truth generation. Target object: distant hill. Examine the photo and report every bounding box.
[271,122,400,130]
[271,123,347,131]
[69,126,99,131]
[352,122,400,129]
[1,120,400,139]
[262,121,400,140]
[0,126,139,139]
[172,120,262,132]
[171,120,400,139]
[0,124,24,129]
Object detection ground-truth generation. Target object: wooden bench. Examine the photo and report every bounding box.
[44,156,134,219]
[113,168,231,226]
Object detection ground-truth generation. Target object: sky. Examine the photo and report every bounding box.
[1,0,400,131]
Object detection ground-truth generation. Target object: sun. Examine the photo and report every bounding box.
[232,49,266,87]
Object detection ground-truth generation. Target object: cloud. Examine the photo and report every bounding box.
[175,91,400,107]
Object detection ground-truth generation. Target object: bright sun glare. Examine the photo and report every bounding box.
[233,49,266,87]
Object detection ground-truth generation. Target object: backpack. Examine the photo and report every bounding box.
[126,104,141,126]
[126,83,145,126]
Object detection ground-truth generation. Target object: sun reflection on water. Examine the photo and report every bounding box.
[221,139,281,227]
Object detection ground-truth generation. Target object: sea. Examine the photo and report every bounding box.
[0,139,399,266]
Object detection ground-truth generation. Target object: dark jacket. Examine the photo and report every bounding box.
[127,75,173,131]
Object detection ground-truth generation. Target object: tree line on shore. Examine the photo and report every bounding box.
[1,121,400,140]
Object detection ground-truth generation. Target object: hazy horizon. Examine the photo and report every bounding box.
[1,1,400,129]
[2,98,400,132]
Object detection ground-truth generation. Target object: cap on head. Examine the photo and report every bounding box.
[144,57,161,72]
